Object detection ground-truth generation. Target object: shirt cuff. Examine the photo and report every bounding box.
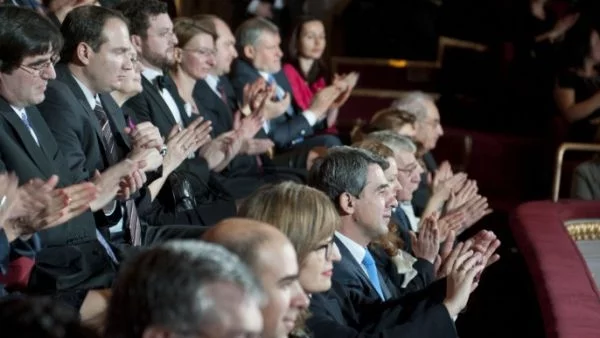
[247,0,260,13]
[302,110,318,126]
[103,200,117,216]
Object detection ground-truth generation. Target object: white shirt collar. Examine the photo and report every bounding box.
[71,75,97,109]
[204,74,220,92]
[142,67,164,83]
[10,105,26,119]
[258,71,271,82]
[335,231,367,266]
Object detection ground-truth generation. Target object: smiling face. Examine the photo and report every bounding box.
[0,51,57,108]
[299,237,341,294]
[257,240,309,338]
[179,32,216,80]
[395,150,424,201]
[351,164,398,240]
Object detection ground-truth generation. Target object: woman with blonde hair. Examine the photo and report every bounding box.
[351,107,417,143]
[238,181,342,337]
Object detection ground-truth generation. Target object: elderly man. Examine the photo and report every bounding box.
[230,17,342,169]
[203,218,310,338]
[104,240,264,338]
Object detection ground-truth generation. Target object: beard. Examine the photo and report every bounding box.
[143,47,175,70]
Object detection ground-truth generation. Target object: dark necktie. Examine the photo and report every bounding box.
[155,75,169,91]
[216,79,228,106]
[93,99,142,246]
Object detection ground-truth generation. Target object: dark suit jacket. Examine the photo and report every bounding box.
[412,152,438,217]
[37,64,152,228]
[229,59,315,149]
[0,97,117,295]
[193,77,306,188]
[306,236,456,337]
[124,74,236,226]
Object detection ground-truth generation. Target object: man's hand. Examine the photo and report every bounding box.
[437,211,465,242]
[240,138,274,156]
[443,250,485,318]
[116,169,147,201]
[451,195,493,234]
[212,131,244,172]
[0,172,20,226]
[263,86,290,120]
[446,179,478,212]
[410,214,440,263]
[125,122,163,152]
[163,119,212,174]
[89,159,138,211]
[129,148,162,173]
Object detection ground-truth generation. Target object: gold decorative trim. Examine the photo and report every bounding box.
[565,222,600,241]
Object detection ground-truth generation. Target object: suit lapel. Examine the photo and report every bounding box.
[0,100,55,178]
[195,79,234,136]
[141,77,178,126]
[55,65,105,149]
[334,237,378,293]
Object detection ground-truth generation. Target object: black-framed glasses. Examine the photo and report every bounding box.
[314,237,335,260]
[19,54,60,76]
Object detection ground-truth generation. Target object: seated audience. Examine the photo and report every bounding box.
[351,107,418,143]
[117,0,237,226]
[0,5,125,313]
[282,16,358,135]
[307,146,484,337]
[203,218,310,338]
[104,240,264,338]
[192,14,307,191]
[230,17,343,169]
[238,181,342,335]
[0,297,100,338]
[555,18,600,142]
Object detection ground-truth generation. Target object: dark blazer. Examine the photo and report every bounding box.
[0,97,117,295]
[193,76,306,187]
[37,64,152,228]
[229,59,315,149]
[412,152,438,217]
[124,74,236,226]
[306,236,456,337]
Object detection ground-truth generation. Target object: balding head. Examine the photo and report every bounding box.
[203,218,309,338]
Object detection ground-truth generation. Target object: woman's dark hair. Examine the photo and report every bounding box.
[0,6,63,73]
[0,297,99,338]
[287,15,328,84]
[557,16,598,70]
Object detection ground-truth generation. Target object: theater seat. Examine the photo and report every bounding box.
[510,200,600,338]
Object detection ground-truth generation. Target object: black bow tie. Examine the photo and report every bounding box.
[155,75,169,91]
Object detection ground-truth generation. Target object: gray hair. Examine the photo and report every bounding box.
[105,240,264,338]
[309,146,389,207]
[366,130,417,154]
[390,91,433,122]
[235,17,279,55]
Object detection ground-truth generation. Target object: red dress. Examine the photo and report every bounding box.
[282,63,338,135]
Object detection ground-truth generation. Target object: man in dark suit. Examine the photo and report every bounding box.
[306,146,483,337]
[391,92,443,217]
[203,218,310,338]
[192,15,306,196]
[116,0,237,226]
[230,17,342,169]
[37,6,164,246]
[0,6,137,311]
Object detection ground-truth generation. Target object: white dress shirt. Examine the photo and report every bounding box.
[335,231,369,276]
[399,202,420,232]
[204,74,222,98]
[142,68,186,125]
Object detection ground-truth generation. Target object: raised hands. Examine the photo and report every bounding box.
[410,213,440,263]
[90,159,138,211]
[163,117,212,174]
[2,175,97,241]
[125,121,164,152]
[443,248,485,318]
[309,85,342,120]
[330,71,359,110]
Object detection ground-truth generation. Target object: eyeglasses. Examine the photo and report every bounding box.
[182,47,216,58]
[313,237,336,260]
[19,55,60,76]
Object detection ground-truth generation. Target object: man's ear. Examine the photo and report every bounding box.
[131,35,144,54]
[243,44,255,60]
[76,42,92,66]
[338,192,354,215]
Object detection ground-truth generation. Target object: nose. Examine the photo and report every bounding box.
[276,46,283,58]
[171,31,178,46]
[231,46,238,59]
[438,124,444,136]
[207,53,216,67]
[290,281,310,309]
[330,243,342,262]
[43,63,57,80]
[387,189,399,209]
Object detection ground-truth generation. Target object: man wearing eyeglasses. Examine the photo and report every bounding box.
[0,5,130,314]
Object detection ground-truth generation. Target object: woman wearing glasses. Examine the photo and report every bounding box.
[238,181,342,337]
